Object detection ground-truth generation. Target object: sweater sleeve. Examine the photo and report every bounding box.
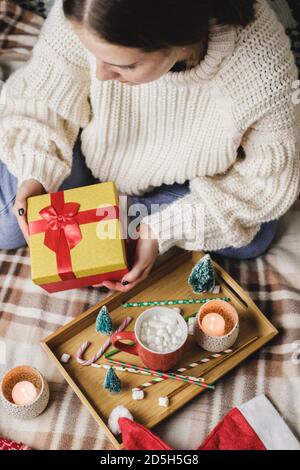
[141,99,300,255]
[0,0,91,192]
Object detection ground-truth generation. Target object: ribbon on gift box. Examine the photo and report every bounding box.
[28,191,119,281]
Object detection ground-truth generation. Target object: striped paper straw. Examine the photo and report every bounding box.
[167,336,259,400]
[105,358,215,390]
[132,349,235,391]
[134,336,258,392]
[121,297,230,308]
[104,341,136,359]
[76,316,132,366]
[92,362,205,385]
[91,363,151,375]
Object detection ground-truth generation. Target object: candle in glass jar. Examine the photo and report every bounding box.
[201,313,225,337]
[12,381,38,405]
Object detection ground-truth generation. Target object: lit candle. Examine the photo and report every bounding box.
[201,313,225,337]
[12,381,38,406]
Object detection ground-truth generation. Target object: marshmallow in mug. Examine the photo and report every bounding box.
[139,312,185,353]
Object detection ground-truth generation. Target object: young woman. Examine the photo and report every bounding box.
[0,0,299,292]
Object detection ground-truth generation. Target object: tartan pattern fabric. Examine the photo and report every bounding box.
[0,0,299,450]
[0,0,43,62]
[0,200,299,450]
[13,1,55,18]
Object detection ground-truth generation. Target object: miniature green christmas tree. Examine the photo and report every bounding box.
[96,305,113,335]
[188,254,216,294]
[103,367,122,393]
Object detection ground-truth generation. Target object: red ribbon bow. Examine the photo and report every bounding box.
[40,201,82,252]
[29,192,120,282]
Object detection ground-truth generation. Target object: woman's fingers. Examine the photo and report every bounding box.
[101,279,133,291]
[121,259,148,285]
[101,280,122,291]
[119,268,150,291]
[101,266,150,292]
[13,179,46,244]
[13,194,29,243]
[17,213,30,243]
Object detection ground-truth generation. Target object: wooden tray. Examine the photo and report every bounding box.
[41,249,278,449]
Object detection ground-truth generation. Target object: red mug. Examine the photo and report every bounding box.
[111,307,188,371]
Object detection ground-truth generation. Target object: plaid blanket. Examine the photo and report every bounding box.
[0,0,43,62]
[13,1,55,19]
[0,200,299,450]
[0,0,299,450]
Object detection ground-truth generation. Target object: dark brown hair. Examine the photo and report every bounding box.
[63,0,257,52]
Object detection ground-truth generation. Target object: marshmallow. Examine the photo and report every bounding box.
[158,396,169,407]
[148,320,165,329]
[188,317,196,335]
[167,325,177,334]
[140,312,185,353]
[212,285,221,294]
[160,316,177,326]
[132,389,145,401]
[141,334,147,343]
[60,353,71,363]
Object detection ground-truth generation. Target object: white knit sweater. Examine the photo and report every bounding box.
[0,0,299,255]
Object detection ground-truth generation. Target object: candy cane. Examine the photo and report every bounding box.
[76,316,132,366]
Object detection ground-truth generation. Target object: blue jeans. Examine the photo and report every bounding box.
[0,133,278,258]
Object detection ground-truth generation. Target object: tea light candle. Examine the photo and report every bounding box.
[12,381,38,405]
[201,313,225,337]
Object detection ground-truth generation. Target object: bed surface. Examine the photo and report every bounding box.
[0,200,299,450]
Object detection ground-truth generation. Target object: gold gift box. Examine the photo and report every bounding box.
[27,182,129,293]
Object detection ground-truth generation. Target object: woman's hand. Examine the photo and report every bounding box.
[98,223,159,292]
[13,179,46,244]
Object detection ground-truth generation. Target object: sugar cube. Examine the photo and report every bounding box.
[188,317,196,335]
[158,396,169,407]
[60,353,71,364]
[132,389,144,401]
